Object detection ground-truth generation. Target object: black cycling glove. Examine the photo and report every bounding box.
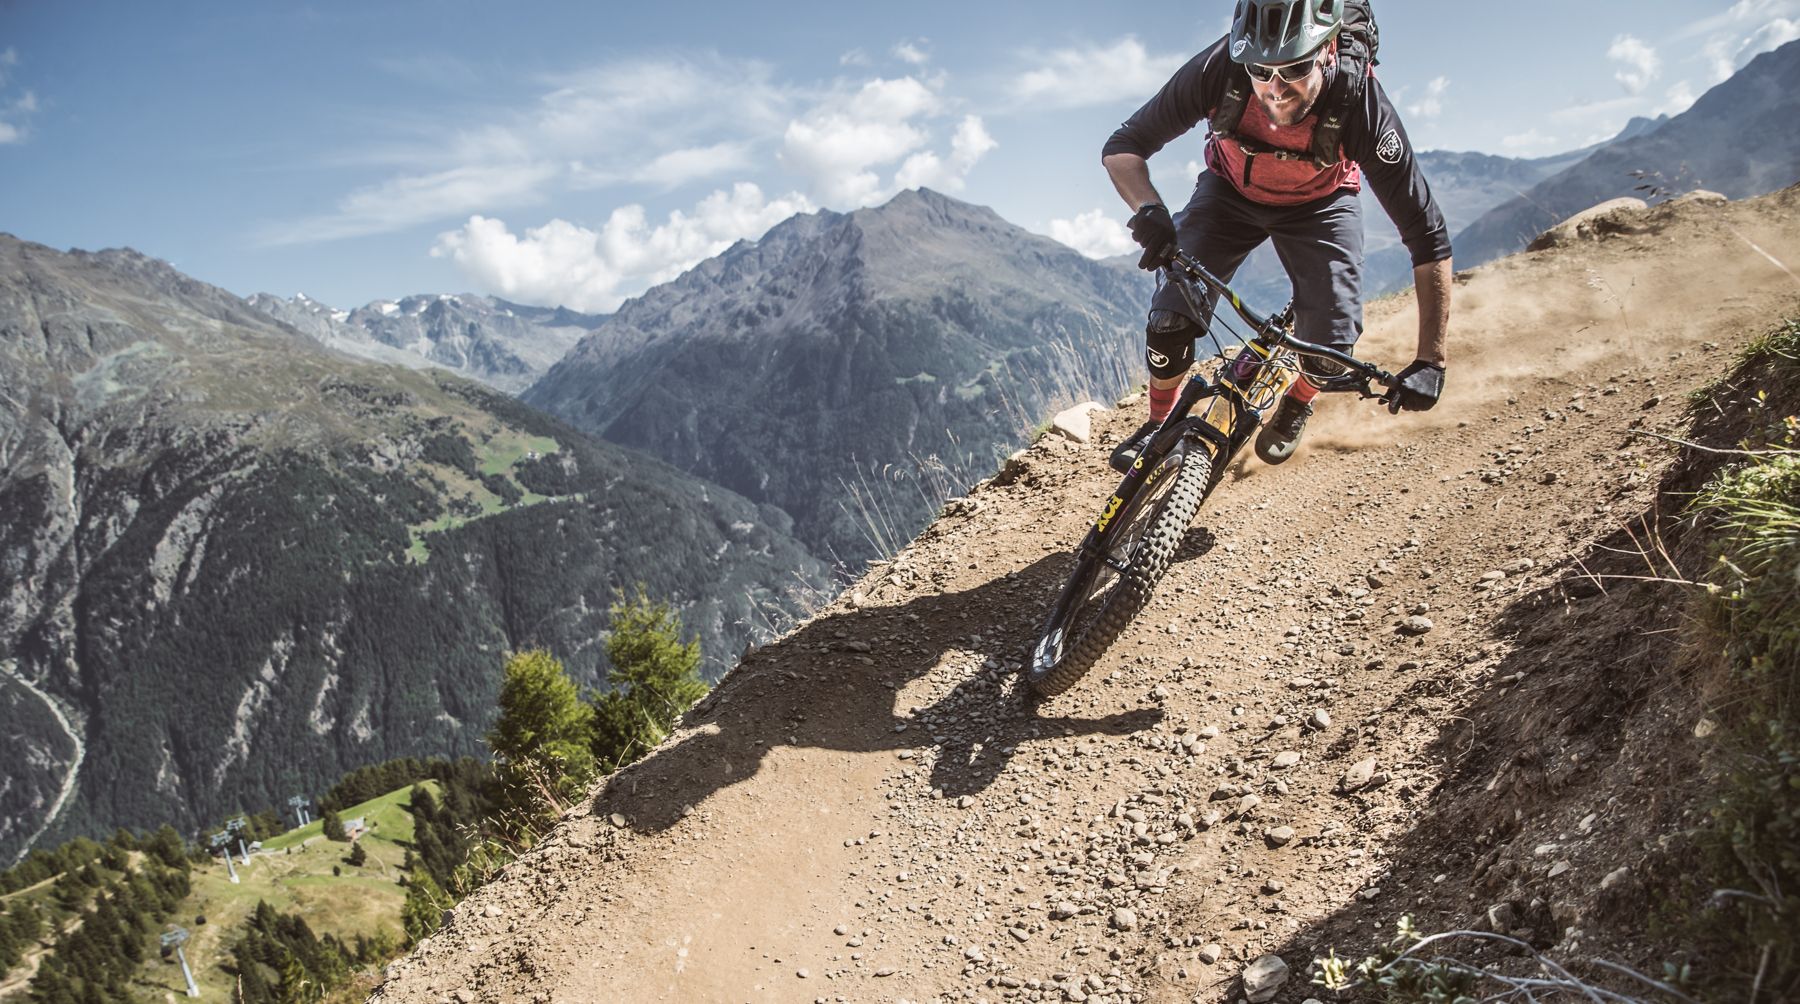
[1387,360,1445,414]
[1128,203,1177,271]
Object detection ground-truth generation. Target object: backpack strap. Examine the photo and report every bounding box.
[1211,65,1358,170]
[1308,69,1357,169]
[1210,70,1251,139]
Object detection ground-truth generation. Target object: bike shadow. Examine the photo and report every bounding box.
[1172,524,1219,566]
[594,554,1165,833]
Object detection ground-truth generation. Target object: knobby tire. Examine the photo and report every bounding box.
[1027,450,1215,697]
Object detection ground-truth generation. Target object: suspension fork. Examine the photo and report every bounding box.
[1077,374,1232,559]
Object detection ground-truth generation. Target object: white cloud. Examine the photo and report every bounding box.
[570,141,755,191]
[1043,209,1135,259]
[894,39,930,65]
[0,50,34,145]
[840,48,871,67]
[894,116,997,193]
[264,163,559,245]
[780,76,949,205]
[1501,129,1560,154]
[1608,35,1661,94]
[372,53,480,89]
[1702,37,1739,81]
[270,53,794,243]
[1406,76,1450,120]
[1662,80,1699,115]
[530,56,790,156]
[430,183,813,312]
[1738,17,1800,65]
[1548,95,1640,124]
[1689,2,1799,81]
[1009,37,1187,110]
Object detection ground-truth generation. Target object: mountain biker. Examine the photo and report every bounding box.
[1102,0,1452,473]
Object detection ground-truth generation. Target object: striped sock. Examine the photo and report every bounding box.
[1286,374,1321,405]
[1149,384,1178,422]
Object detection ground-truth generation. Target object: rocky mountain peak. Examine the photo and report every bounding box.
[522,187,1151,564]
[244,289,609,393]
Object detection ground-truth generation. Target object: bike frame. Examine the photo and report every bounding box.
[1077,250,1397,564]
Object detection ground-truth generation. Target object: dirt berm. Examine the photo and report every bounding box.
[372,185,1800,1004]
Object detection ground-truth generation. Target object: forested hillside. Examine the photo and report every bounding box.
[0,235,829,861]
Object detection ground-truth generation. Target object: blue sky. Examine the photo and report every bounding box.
[2,1,1795,311]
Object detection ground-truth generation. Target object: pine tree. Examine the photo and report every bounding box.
[346,841,367,867]
[487,649,596,801]
[146,825,187,869]
[276,947,320,1004]
[321,810,347,842]
[235,959,275,1004]
[400,872,447,946]
[591,588,709,770]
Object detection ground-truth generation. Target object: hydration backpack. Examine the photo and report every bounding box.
[1210,0,1380,169]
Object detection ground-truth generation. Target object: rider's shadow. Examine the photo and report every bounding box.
[595,554,1165,832]
[925,671,1161,799]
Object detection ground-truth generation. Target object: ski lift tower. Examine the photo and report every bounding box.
[226,817,250,864]
[208,832,238,884]
[161,926,200,997]
[288,795,310,828]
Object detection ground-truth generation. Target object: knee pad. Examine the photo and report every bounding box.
[1298,355,1348,385]
[1144,310,1198,381]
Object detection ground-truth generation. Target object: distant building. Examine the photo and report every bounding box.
[344,817,367,838]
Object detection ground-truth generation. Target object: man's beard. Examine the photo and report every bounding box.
[1260,91,1317,127]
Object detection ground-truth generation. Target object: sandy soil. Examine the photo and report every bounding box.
[370,186,1800,1004]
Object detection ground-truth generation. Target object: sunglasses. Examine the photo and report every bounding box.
[1245,58,1318,84]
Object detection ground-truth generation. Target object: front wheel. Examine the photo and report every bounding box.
[1026,448,1215,697]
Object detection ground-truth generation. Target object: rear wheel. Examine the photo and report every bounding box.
[1026,448,1215,697]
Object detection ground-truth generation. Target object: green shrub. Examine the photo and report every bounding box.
[591,589,709,771]
[1689,448,1800,998]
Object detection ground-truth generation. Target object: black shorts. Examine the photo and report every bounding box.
[1150,171,1365,355]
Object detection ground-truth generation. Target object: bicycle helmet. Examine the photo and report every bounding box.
[1228,0,1343,66]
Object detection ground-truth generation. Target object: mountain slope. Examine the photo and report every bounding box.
[371,186,1800,1002]
[1451,38,1800,270]
[0,235,827,861]
[246,292,606,393]
[524,188,1153,564]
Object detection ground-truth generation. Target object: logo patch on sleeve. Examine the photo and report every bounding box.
[1375,129,1404,165]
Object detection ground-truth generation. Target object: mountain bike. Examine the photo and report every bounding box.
[1025,249,1398,697]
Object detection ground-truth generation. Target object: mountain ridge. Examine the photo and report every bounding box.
[245,288,608,394]
[1449,37,1800,270]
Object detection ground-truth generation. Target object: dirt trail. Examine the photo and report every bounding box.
[372,187,1800,1004]
[0,661,84,866]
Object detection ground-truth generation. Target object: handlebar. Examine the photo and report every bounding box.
[1163,249,1398,399]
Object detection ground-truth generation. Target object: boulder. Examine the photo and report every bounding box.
[1527,197,1649,251]
[1668,189,1727,207]
[1050,401,1107,444]
[1243,954,1290,1003]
